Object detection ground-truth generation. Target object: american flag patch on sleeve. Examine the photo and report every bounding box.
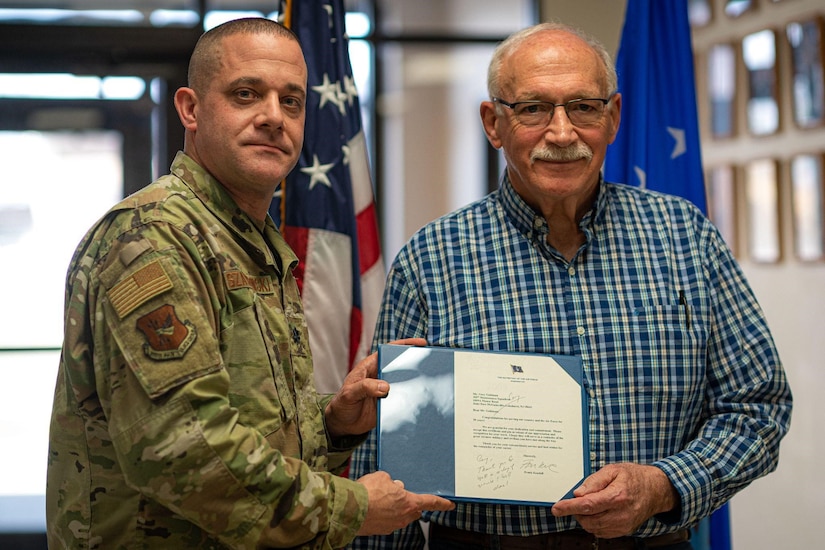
[109,260,173,319]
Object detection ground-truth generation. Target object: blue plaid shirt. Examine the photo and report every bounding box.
[349,174,791,548]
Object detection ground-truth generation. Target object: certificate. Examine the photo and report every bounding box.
[377,345,589,506]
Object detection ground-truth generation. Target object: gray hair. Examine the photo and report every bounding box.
[487,22,617,99]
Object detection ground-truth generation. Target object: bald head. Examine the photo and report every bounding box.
[188,17,300,94]
[487,22,617,100]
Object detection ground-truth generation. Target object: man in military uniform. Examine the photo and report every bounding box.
[46,17,453,549]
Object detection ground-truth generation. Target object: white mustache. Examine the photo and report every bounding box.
[531,143,593,163]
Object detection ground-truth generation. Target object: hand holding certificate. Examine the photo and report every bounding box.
[377,345,590,506]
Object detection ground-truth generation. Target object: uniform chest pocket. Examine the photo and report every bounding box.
[223,288,296,437]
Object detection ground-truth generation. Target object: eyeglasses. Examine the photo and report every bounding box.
[491,96,613,128]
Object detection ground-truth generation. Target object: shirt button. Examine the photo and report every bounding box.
[590,452,597,461]
[567,266,575,276]
[576,326,585,336]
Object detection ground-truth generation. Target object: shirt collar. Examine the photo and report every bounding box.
[497,171,608,238]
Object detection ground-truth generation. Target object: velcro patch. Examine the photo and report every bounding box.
[225,270,275,294]
[136,304,197,360]
[109,260,173,319]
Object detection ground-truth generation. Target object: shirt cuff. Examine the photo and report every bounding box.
[653,452,714,526]
[326,473,369,547]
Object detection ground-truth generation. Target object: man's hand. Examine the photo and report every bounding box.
[356,471,455,535]
[550,463,679,539]
[324,338,428,438]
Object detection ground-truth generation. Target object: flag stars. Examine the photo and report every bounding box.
[337,87,350,111]
[633,166,647,189]
[312,73,347,114]
[322,3,339,43]
[342,144,352,165]
[301,154,335,190]
[667,127,687,159]
[323,3,333,27]
[343,75,358,107]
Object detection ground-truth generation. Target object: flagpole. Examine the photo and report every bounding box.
[281,0,292,29]
[278,0,293,231]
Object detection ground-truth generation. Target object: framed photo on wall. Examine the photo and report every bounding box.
[708,43,737,139]
[790,153,825,262]
[689,0,712,28]
[707,165,738,254]
[743,29,780,136]
[744,159,781,263]
[786,17,825,129]
[725,0,753,18]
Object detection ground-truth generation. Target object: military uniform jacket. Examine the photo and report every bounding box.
[47,152,368,549]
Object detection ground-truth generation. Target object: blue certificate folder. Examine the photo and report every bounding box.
[376,345,590,506]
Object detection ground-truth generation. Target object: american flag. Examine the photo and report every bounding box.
[603,0,706,212]
[271,0,384,394]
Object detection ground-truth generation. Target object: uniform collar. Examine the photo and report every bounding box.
[170,152,298,278]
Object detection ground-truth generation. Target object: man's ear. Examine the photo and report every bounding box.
[607,92,622,144]
[173,87,198,131]
[480,101,503,149]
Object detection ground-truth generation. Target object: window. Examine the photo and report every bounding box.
[0,129,123,532]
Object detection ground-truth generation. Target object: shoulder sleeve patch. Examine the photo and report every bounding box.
[109,260,173,319]
[136,304,197,360]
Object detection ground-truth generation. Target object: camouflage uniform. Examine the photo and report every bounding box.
[47,152,368,549]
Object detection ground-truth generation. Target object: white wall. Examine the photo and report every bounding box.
[688,1,825,547]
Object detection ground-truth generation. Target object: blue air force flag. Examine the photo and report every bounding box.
[605,2,730,550]
[604,0,706,212]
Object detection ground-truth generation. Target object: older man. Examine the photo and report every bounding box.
[349,22,791,550]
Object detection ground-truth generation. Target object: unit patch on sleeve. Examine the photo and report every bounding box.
[136,304,197,360]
